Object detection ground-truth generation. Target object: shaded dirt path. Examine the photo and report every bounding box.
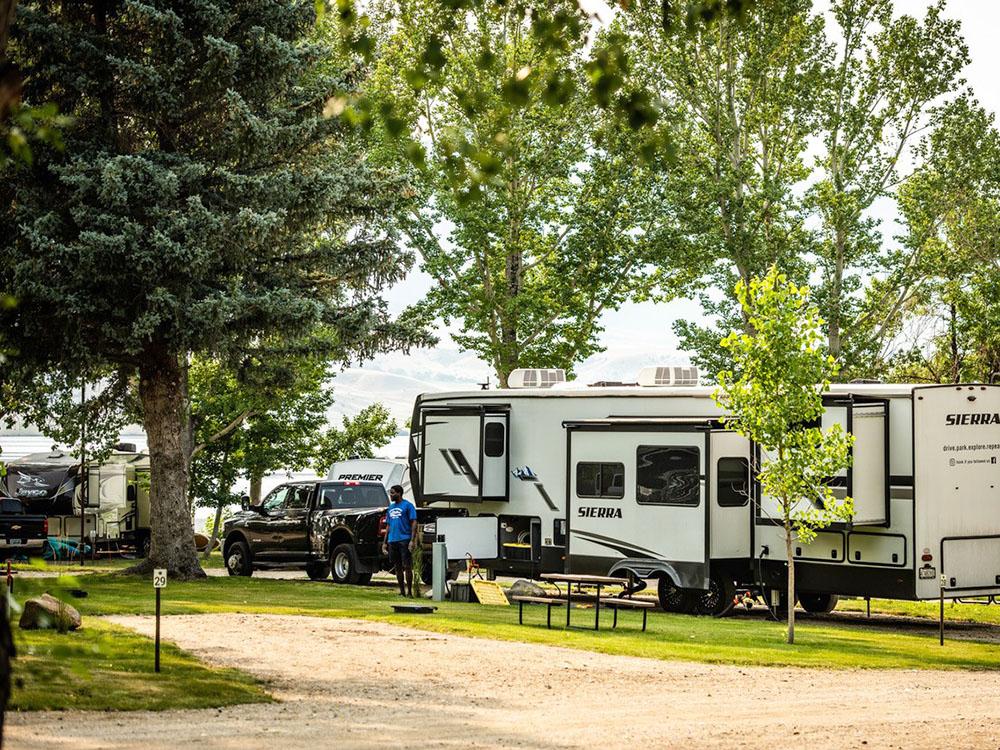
[7,614,1000,749]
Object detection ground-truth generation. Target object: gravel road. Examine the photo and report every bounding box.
[7,613,1000,749]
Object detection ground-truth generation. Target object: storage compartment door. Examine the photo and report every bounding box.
[851,402,889,526]
[941,537,1000,591]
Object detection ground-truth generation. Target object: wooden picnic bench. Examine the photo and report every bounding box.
[602,597,655,631]
[511,573,656,632]
[511,595,566,629]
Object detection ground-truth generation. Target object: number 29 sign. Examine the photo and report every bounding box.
[153,569,167,589]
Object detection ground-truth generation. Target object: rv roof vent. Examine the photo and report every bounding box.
[637,365,699,387]
[508,368,567,389]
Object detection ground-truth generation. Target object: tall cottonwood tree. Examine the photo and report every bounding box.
[882,97,1000,383]
[0,1,420,577]
[364,0,683,385]
[810,0,967,370]
[612,0,826,376]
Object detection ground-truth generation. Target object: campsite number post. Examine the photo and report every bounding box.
[153,568,167,672]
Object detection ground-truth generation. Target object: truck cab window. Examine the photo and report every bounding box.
[261,487,288,512]
[576,462,625,499]
[717,457,750,507]
[636,445,700,506]
[285,487,311,510]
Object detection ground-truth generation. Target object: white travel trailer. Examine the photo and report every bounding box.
[408,369,1000,614]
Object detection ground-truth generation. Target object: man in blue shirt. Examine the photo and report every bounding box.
[381,484,417,597]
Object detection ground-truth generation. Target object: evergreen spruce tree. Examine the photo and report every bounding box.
[0,1,420,577]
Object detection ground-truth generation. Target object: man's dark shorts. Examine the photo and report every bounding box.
[387,540,412,568]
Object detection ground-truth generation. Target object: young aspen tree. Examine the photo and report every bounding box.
[714,266,854,644]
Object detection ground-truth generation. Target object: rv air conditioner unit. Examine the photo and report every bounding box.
[636,365,699,387]
[508,368,567,389]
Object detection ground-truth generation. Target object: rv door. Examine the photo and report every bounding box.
[418,406,509,503]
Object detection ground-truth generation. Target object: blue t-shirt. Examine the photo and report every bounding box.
[386,499,417,542]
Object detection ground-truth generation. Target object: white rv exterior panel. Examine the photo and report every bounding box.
[848,532,906,566]
[436,516,499,560]
[709,431,752,560]
[914,384,1000,597]
[568,429,707,585]
[422,414,484,499]
[791,531,845,563]
[851,403,888,526]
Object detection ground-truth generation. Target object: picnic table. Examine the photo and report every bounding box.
[510,573,655,632]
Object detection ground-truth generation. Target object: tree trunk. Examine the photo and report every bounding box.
[949,302,960,383]
[828,229,845,358]
[0,0,21,121]
[204,498,224,561]
[0,0,16,57]
[785,523,795,645]
[129,347,205,579]
[249,474,263,505]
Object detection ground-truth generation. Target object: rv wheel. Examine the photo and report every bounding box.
[226,540,253,577]
[799,593,839,614]
[657,577,694,614]
[692,574,735,617]
[137,533,151,559]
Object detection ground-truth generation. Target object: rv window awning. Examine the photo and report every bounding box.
[562,417,724,430]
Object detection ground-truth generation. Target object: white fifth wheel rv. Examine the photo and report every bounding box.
[408,370,1000,614]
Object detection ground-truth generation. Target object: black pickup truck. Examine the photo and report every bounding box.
[221,480,463,584]
[0,497,48,560]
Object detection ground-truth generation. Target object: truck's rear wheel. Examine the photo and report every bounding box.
[306,561,330,581]
[330,543,362,585]
[657,576,693,614]
[799,592,839,614]
[225,540,253,577]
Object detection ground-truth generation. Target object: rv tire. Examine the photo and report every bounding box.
[225,540,253,577]
[799,592,839,614]
[137,532,151,559]
[330,543,362,585]
[657,576,694,614]
[692,574,735,617]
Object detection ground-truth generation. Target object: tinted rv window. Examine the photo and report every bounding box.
[717,457,750,507]
[484,422,505,457]
[636,446,700,506]
[576,462,625,499]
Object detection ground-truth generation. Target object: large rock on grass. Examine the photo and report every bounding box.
[19,593,82,632]
[505,578,547,603]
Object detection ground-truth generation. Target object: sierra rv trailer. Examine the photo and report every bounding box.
[408,371,1000,613]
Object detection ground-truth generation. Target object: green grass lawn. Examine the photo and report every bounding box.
[12,550,226,574]
[12,573,1000,671]
[9,620,271,711]
[838,596,1000,625]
